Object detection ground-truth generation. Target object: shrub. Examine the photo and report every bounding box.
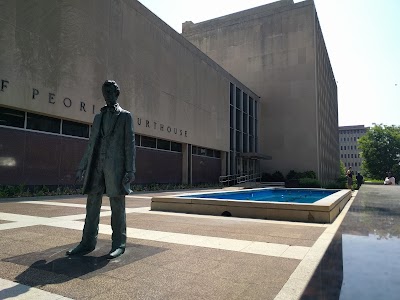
[286,170,298,181]
[303,171,317,179]
[336,175,347,189]
[261,173,273,182]
[271,171,285,182]
[286,170,317,180]
[299,178,321,188]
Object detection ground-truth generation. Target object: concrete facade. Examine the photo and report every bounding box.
[183,0,339,183]
[0,0,258,185]
[339,125,368,174]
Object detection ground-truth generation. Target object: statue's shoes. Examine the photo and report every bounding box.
[107,247,125,259]
[66,244,95,256]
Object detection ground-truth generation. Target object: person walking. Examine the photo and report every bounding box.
[356,172,364,189]
[346,167,354,190]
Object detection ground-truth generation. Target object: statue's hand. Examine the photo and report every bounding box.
[75,169,85,182]
[123,171,135,184]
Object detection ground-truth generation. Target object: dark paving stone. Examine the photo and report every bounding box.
[0,202,88,217]
[2,240,167,282]
[301,185,400,300]
[49,196,150,208]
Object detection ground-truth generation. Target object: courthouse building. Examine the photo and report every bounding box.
[0,0,259,186]
[0,0,338,186]
[183,0,339,183]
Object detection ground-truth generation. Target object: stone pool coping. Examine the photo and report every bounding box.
[150,188,352,223]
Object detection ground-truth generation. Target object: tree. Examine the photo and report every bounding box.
[358,124,400,180]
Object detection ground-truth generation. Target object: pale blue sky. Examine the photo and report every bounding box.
[139,0,400,127]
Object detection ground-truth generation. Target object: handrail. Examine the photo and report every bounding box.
[236,173,262,184]
[219,173,262,185]
[219,174,239,184]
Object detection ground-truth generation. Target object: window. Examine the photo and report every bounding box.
[0,106,25,128]
[344,146,346,150]
[341,154,343,158]
[236,108,241,129]
[236,87,241,109]
[351,154,354,158]
[27,112,60,134]
[340,146,343,150]
[249,97,254,116]
[230,83,234,105]
[249,116,254,135]
[171,142,182,152]
[141,136,156,148]
[230,129,234,150]
[62,120,89,138]
[243,93,248,113]
[354,137,356,141]
[236,130,241,151]
[243,112,248,133]
[355,162,357,167]
[157,138,170,150]
[135,134,140,146]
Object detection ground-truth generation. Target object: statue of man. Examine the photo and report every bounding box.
[66,80,135,259]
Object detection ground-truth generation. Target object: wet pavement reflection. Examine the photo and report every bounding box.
[301,185,400,300]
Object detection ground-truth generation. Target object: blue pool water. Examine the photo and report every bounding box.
[180,188,338,204]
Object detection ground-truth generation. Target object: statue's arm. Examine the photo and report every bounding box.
[124,112,136,174]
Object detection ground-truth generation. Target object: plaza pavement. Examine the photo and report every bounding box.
[0,188,356,300]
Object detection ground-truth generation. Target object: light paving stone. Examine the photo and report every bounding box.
[0,222,38,231]
[273,277,307,300]
[0,278,72,300]
[125,227,175,241]
[281,246,310,260]
[241,241,289,257]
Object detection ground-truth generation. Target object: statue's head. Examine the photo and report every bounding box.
[102,80,120,106]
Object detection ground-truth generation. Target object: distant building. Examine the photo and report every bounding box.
[339,125,369,173]
[183,0,339,183]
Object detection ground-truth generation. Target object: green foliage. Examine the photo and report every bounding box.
[271,171,285,182]
[364,178,382,183]
[285,170,317,180]
[358,124,400,181]
[339,161,346,177]
[0,185,82,198]
[286,170,298,180]
[298,178,321,188]
[130,183,222,192]
[0,183,224,198]
[261,173,273,181]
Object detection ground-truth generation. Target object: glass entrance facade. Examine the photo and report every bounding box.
[229,83,259,176]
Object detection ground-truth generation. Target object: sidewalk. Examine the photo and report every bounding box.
[0,190,355,299]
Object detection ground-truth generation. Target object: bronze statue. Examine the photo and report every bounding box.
[66,80,135,259]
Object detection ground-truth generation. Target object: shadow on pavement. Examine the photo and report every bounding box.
[1,240,167,298]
